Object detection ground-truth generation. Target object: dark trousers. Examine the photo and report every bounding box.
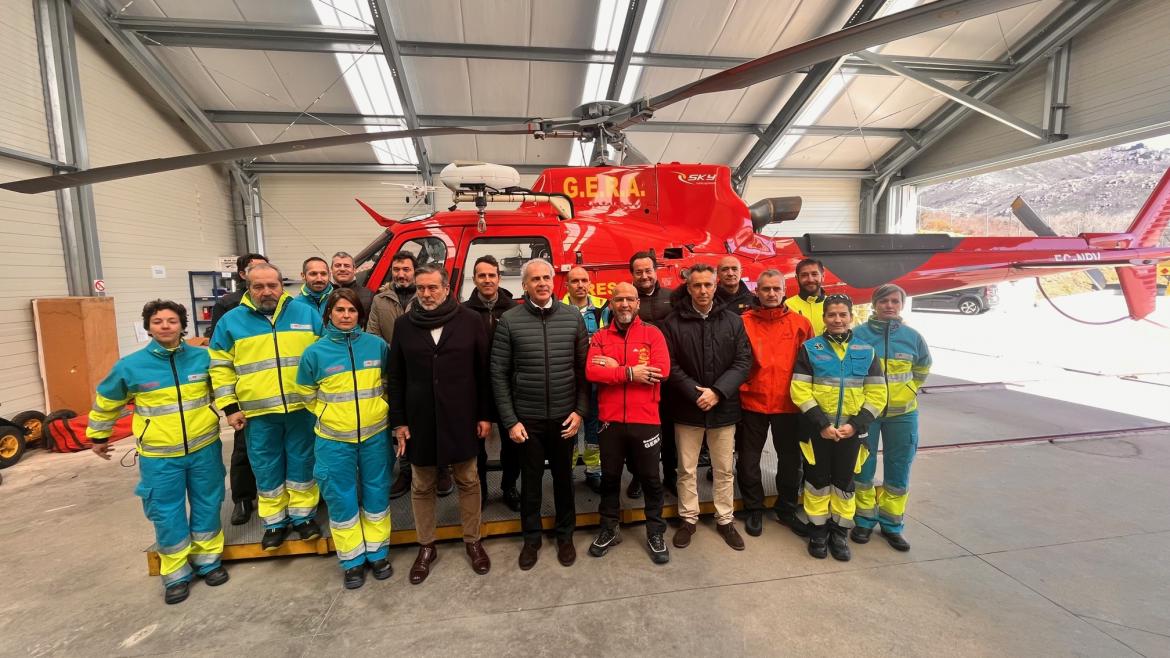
[599,422,665,536]
[518,418,575,543]
[738,411,802,512]
[229,428,256,503]
[805,425,862,531]
[659,399,677,482]
[477,424,521,497]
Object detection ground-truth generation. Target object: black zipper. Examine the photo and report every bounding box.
[270,312,289,413]
[168,352,190,454]
[542,311,551,418]
[346,335,361,440]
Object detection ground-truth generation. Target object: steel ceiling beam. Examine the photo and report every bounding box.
[607,0,647,100]
[110,15,1009,81]
[365,0,431,184]
[203,109,916,139]
[854,50,1046,140]
[731,0,888,193]
[875,0,1118,180]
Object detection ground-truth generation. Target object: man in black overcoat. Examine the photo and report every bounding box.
[388,264,493,583]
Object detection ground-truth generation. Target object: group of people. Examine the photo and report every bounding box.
[87,249,932,605]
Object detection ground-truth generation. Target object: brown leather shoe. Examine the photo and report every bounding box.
[673,521,697,548]
[408,544,438,585]
[556,539,576,567]
[466,540,491,575]
[717,522,746,551]
[519,542,540,571]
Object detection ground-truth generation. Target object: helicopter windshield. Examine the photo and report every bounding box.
[352,212,434,288]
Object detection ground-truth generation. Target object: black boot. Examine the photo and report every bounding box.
[292,518,321,541]
[502,485,521,512]
[164,581,190,604]
[850,526,873,544]
[828,524,851,562]
[745,510,763,537]
[807,524,828,559]
[774,500,809,538]
[261,525,289,551]
[230,499,254,526]
[202,566,229,587]
[343,565,366,590]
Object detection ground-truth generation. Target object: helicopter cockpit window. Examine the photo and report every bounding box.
[352,230,393,289]
[376,236,448,290]
[460,237,553,302]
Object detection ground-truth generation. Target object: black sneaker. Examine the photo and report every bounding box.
[343,566,366,590]
[261,525,289,551]
[371,558,392,580]
[164,581,189,604]
[293,518,321,541]
[647,533,670,565]
[588,527,622,557]
[202,566,229,586]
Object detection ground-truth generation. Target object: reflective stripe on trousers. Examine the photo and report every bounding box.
[247,410,318,528]
[314,432,391,570]
[854,411,918,533]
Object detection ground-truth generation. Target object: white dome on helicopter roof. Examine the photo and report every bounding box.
[438,161,522,192]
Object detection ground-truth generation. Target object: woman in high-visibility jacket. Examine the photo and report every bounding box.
[87,300,228,605]
[296,288,393,590]
[790,294,886,562]
[850,284,931,552]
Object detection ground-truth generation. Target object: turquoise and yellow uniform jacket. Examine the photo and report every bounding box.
[790,332,886,437]
[296,324,390,442]
[852,317,932,417]
[209,293,322,418]
[290,282,334,316]
[87,340,220,458]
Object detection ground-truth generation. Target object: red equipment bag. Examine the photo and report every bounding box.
[45,407,135,453]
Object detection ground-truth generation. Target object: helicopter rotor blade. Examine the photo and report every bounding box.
[612,0,1040,127]
[1,124,540,194]
[1010,196,1057,237]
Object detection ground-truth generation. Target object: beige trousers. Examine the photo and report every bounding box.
[411,457,481,545]
[675,423,736,524]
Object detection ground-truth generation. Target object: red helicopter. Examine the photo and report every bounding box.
[2,0,1167,316]
[352,160,1170,321]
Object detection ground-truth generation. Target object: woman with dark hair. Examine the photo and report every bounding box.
[296,288,393,590]
[87,300,228,605]
[790,294,886,562]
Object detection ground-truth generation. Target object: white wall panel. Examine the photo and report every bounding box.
[742,177,860,235]
[77,29,235,354]
[0,0,51,157]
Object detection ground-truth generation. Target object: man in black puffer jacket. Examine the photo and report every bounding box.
[661,263,753,552]
[490,258,588,571]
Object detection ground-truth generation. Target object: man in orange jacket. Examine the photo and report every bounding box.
[738,269,814,536]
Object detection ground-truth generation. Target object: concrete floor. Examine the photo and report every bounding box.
[2,426,1169,657]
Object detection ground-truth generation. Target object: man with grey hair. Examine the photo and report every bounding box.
[388,264,493,582]
[332,251,374,316]
[737,269,814,536]
[491,258,589,570]
[209,261,324,551]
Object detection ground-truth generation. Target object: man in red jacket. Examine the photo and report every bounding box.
[585,282,672,564]
[738,269,814,537]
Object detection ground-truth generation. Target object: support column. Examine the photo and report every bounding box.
[35,0,102,296]
[1042,43,1071,140]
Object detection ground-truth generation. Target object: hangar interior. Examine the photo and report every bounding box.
[1,0,1168,655]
